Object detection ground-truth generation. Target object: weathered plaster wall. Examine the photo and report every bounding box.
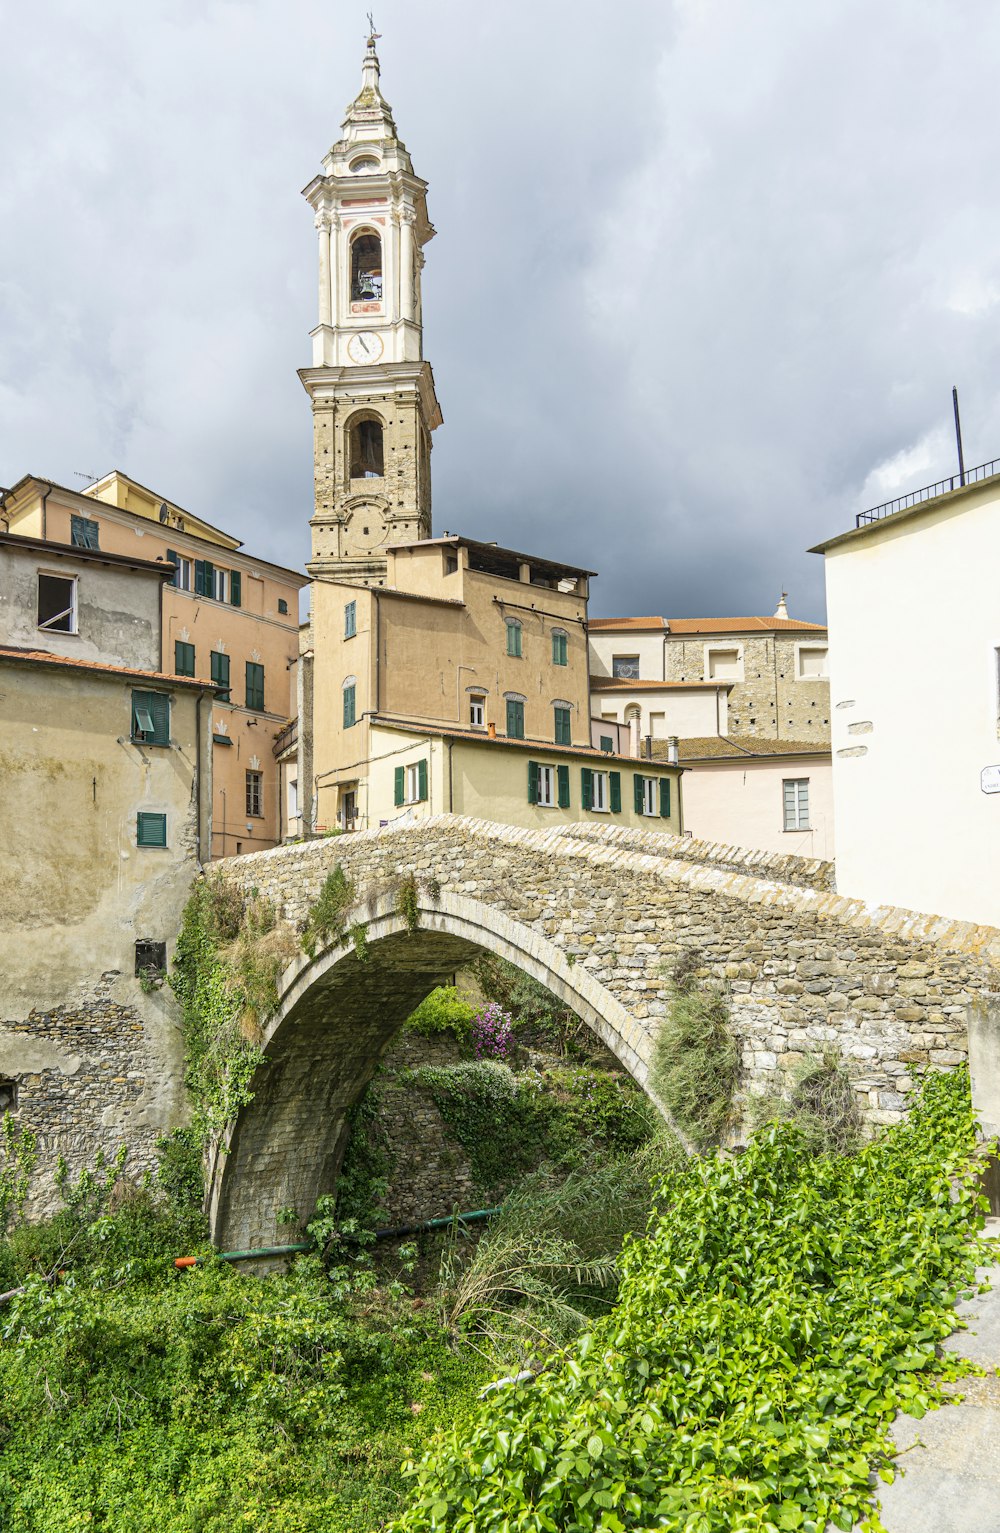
[0,539,163,670]
[0,661,208,1208]
[211,816,997,1248]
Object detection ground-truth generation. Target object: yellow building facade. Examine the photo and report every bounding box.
[2,471,307,857]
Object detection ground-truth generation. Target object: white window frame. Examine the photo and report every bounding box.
[175,556,193,592]
[783,777,810,831]
[537,764,556,807]
[592,770,610,812]
[705,644,744,682]
[795,642,829,680]
[642,777,657,817]
[37,570,78,634]
[211,567,228,603]
[469,695,486,728]
[405,763,422,804]
[288,778,298,819]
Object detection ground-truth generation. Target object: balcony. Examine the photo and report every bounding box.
[856,457,1000,528]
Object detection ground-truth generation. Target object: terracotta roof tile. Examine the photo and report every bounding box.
[588,616,668,632]
[589,615,826,634]
[590,677,732,691]
[372,714,683,766]
[0,646,218,690]
[664,734,831,762]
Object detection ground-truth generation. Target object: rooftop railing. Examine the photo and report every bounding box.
[856,457,1000,527]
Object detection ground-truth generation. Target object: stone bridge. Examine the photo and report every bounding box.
[211,817,1000,1250]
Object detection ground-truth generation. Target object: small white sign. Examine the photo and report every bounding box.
[981,765,1000,795]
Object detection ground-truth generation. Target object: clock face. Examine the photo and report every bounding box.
[347,330,384,365]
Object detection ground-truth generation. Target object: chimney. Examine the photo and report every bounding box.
[644,734,653,760]
[487,721,497,740]
[667,735,679,766]
[773,591,789,620]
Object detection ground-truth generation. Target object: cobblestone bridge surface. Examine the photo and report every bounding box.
[211,817,1000,1250]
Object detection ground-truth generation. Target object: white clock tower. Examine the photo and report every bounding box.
[299,27,443,584]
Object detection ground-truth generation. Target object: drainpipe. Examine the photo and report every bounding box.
[40,481,53,540]
[447,737,454,810]
[196,690,205,862]
[374,589,381,715]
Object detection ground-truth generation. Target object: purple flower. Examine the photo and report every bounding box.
[471,1002,515,1061]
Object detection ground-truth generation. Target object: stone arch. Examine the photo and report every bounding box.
[209,890,659,1251]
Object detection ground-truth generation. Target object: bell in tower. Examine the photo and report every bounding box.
[299,26,443,585]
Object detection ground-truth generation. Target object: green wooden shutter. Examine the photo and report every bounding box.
[417,758,428,801]
[343,684,356,728]
[210,651,231,700]
[528,760,539,804]
[204,562,215,598]
[634,774,644,813]
[581,768,593,811]
[506,699,524,738]
[659,778,671,818]
[345,601,357,638]
[600,734,614,753]
[554,707,571,745]
[174,640,195,677]
[132,691,169,746]
[557,764,570,808]
[609,771,622,813]
[552,631,567,666]
[136,812,167,848]
[246,662,264,711]
[394,766,405,806]
[229,570,242,607]
[166,549,179,586]
[193,560,206,596]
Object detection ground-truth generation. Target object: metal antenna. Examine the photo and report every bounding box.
[952,386,966,487]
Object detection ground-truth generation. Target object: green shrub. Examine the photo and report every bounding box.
[403,987,476,1043]
[301,864,355,958]
[650,972,740,1149]
[391,1068,986,1533]
[753,1050,865,1157]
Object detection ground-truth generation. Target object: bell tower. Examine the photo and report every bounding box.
[300,27,443,584]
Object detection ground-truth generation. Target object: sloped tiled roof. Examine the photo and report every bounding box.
[666,734,831,762]
[0,646,217,690]
[588,616,668,632]
[589,615,826,635]
[590,677,732,691]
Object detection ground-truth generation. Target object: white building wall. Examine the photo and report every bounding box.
[594,687,726,739]
[823,483,1000,928]
[682,756,834,860]
[588,631,666,680]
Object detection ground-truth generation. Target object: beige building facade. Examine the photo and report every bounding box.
[2,471,307,858]
[0,538,213,1207]
[673,737,834,860]
[814,470,1000,928]
[589,608,830,743]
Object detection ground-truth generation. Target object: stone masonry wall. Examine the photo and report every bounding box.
[1,977,177,1218]
[666,633,831,741]
[219,815,1000,1136]
[557,822,835,893]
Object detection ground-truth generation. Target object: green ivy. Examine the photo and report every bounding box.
[650,971,740,1149]
[391,1068,987,1533]
[403,987,476,1044]
[403,1061,655,1200]
[301,865,355,959]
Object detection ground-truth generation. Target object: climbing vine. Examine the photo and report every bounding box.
[650,953,740,1149]
[171,874,297,1150]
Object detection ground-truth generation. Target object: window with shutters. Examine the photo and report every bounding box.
[505,619,522,658]
[783,778,810,831]
[505,698,525,738]
[278,598,289,615]
[345,600,357,638]
[174,640,195,677]
[131,690,170,747]
[470,694,486,728]
[537,764,556,807]
[343,680,357,728]
[554,706,571,746]
[70,514,99,550]
[166,552,192,591]
[551,629,568,666]
[405,759,428,804]
[600,734,614,753]
[37,572,77,633]
[211,651,231,701]
[211,567,228,603]
[136,812,167,848]
[591,770,609,811]
[642,776,656,816]
[246,769,263,817]
[229,570,241,608]
[246,662,265,712]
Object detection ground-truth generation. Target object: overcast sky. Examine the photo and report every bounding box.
[3,0,1000,621]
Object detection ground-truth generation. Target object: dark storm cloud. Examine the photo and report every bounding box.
[3,0,1000,622]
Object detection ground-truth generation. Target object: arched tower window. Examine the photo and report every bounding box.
[351,231,382,302]
[350,417,384,478]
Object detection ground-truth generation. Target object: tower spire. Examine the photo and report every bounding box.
[343,19,396,143]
